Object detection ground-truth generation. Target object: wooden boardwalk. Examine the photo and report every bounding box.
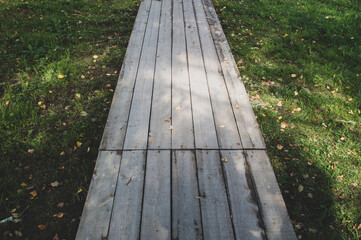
[76,0,296,239]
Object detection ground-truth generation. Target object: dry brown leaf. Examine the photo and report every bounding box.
[57,202,64,208]
[234,105,240,109]
[56,212,64,218]
[281,122,288,128]
[51,181,59,187]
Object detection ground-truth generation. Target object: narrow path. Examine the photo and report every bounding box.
[76,0,296,239]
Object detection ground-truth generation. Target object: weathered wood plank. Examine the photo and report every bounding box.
[220,150,265,239]
[201,0,266,149]
[172,150,203,239]
[148,0,172,149]
[76,151,121,240]
[140,150,171,239]
[123,1,161,150]
[172,0,194,149]
[245,150,297,240]
[183,0,218,149]
[108,151,146,240]
[193,0,242,149]
[99,0,152,150]
[196,150,234,239]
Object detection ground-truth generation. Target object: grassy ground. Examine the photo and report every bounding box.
[0,0,140,238]
[213,0,361,239]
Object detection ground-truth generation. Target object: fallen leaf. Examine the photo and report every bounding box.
[164,119,170,122]
[234,105,240,109]
[76,188,82,194]
[293,107,301,113]
[57,74,65,79]
[93,55,98,59]
[5,100,10,105]
[340,137,345,141]
[56,212,64,218]
[277,144,283,150]
[298,185,304,192]
[74,93,81,99]
[277,101,282,107]
[76,141,82,147]
[174,106,181,111]
[20,182,27,187]
[294,91,299,96]
[194,196,201,199]
[307,193,313,199]
[281,122,288,128]
[167,126,173,130]
[38,224,46,230]
[57,202,64,208]
[51,181,59,187]
[40,104,46,109]
[221,156,228,162]
[291,74,297,78]
[53,234,59,240]
[28,149,34,154]
[60,151,65,156]
[30,190,37,197]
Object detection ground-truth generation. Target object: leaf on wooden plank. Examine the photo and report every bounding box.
[174,106,181,111]
[168,126,173,130]
[221,156,228,162]
[234,104,240,109]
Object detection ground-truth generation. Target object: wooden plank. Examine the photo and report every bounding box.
[108,151,146,240]
[196,150,234,239]
[148,0,172,149]
[76,151,121,240]
[123,1,161,150]
[220,150,265,239]
[193,0,242,149]
[99,0,152,150]
[172,0,194,149]
[201,0,266,149]
[140,150,171,239]
[183,0,218,149]
[172,150,203,239]
[245,150,296,240]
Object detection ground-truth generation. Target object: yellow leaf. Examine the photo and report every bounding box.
[5,100,10,105]
[56,212,64,218]
[20,182,27,187]
[291,74,297,78]
[38,224,46,230]
[40,104,46,109]
[221,156,228,162]
[76,141,82,147]
[277,144,283,150]
[30,190,37,197]
[49,90,53,94]
[284,33,288,37]
[77,187,82,194]
[234,105,240,109]
[60,151,65,156]
[57,74,65,79]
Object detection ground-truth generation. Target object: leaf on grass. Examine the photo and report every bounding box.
[51,181,59,187]
[20,182,27,187]
[294,91,298,96]
[38,224,46,230]
[76,141,82,147]
[57,202,64,208]
[281,122,288,128]
[277,144,283,150]
[291,74,297,78]
[298,184,304,192]
[56,212,64,218]
[30,190,37,197]
[93,55,98,59]
[293,107,301,113]
[80,111,88,117]
[57,74,65,79]
[76,188,82,194]
[277,101,282,107]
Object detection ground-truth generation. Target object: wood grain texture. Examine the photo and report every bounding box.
[148,0,172,150]
[183,0,218,149]
[172,150,203,239]
[196,150,234,239]
[245,150,297,240]
[221,150,265,239]
[76,151,121,240]
[193,0,242,149]
[201,0,266,149]
[99,0,152,150]
[141,150,171,240]
[123,1,161,150]
[172,0,195,149]
[108,151,146,240]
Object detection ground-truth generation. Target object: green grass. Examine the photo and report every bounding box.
[213,0,361,239]
[0,0,140,238]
